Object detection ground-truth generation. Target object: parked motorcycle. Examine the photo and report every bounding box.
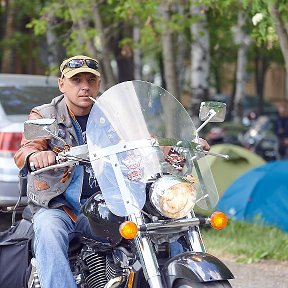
[241,115,280,161]
[8,81,234,287]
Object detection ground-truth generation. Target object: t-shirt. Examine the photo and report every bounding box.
[76,114,100,199]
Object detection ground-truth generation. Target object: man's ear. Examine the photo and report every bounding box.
[58,78,65,93]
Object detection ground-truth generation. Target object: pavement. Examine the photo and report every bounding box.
[220,255,288,288]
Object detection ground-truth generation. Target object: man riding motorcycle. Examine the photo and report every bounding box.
[14,55,104,288]
[14,55,210,288]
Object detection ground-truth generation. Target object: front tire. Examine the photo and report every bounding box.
[173,279,232,288]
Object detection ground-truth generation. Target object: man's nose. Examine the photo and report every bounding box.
[81,80,90,90]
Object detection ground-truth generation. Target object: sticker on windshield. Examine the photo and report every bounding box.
[127,169,143,181]
[165,148,186,171]
[122,151,144,181]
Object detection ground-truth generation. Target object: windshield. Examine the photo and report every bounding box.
[0,86,60,115]
[87,81,218,216]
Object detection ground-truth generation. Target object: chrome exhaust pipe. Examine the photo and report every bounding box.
[104,276,126,288]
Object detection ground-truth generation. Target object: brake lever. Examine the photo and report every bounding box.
[204,151,229,160]
[193,144,229,160]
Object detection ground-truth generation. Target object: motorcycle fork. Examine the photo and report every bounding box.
[129,212,165,288]
[128,211,206,287]
[185,212,206,253]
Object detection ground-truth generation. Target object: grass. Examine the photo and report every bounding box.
[202,219,288,263]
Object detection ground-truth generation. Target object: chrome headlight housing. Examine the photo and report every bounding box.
[149,175,197,219]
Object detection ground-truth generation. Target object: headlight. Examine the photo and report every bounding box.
[150,175,197,219]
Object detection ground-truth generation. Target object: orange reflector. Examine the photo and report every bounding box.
[127,270,135,288]
[119,221,138,239]
[210,211,228,230]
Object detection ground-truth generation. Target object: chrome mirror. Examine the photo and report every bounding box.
[24,118,57,140]
[199,101,226,123]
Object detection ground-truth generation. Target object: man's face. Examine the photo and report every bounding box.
[58,72,101,115]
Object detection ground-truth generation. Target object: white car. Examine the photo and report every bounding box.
[0,74,59,211]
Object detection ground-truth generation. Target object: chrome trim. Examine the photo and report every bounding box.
[130,212,164,288]
[186,212,206,252]
[139,217,206,234]
[187,228,206,252]
[104,276,126,288]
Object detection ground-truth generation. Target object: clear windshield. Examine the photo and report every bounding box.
[87,81,218,216]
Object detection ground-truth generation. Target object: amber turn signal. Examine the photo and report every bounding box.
[210,211,228,230]
[119,221,139,239]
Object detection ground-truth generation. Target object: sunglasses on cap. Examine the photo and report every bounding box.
[62,59,99,72]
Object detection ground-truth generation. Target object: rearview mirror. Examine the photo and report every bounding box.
[199,101,226,122]
[24,118,57,140]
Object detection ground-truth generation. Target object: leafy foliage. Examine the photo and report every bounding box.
[0,0,288,102]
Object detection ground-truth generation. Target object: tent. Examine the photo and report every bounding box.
[216,160,288,233]
[206,144,266,196]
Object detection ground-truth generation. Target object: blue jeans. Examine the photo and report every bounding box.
[33,207,101,288]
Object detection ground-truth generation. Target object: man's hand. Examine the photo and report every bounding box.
[199,138,210,151]
[29,151,56,170]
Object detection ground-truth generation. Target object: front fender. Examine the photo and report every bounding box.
[162,252,234,287]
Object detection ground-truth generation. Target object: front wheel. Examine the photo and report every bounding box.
[173,279,232,288]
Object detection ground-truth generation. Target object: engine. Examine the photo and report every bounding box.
[70,244,129,288]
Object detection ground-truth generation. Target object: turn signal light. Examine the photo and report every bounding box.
[210,211,228,230]
[119,221,139,239]
[127,271,135,288]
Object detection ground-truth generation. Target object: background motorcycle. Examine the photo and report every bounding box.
[241,115,280,161]
[14,81,233,288]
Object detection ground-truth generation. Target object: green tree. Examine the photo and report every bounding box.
[1,0,286,120]
[244,0,288,98]
[0,0,46,74]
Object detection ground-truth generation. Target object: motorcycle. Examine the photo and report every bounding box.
[10,81,234,287]
[241,115,280,161]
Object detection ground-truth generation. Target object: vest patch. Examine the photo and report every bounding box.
[34,180,50,191]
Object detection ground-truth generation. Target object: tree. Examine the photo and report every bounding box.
[268,1,288,98]
[91,1,115,88]
[159,1,179,99]
[1,0,17,73]
[1,0,286,121]
[232,11,250,121]
[246,0,288,98]
[0,0,54,74]
[190,0,210,122]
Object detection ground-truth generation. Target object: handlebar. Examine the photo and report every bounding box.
[30,160,79,176]
[28,141,229,176]
[29,144,89,175]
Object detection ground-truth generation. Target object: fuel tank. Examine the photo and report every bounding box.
[83,192,125,245]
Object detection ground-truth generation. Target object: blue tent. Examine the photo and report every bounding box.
[216,160,288,233]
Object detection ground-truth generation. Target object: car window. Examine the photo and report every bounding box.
[0,86,60,115]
